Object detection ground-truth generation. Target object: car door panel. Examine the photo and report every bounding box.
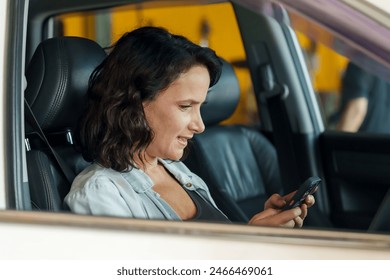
[320,131,390,230]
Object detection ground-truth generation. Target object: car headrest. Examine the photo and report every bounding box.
[201,59,240,126]
[25,37,107,133]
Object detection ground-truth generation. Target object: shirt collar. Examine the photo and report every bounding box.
[158,158,193,186]
[119,158,194,193]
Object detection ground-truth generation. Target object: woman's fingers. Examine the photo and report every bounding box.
[257,192,315,228]
[249,207,302,228]
[304,194,315,208]
[300,203,308,220]
[264,193,286,209]
[265,191,316,211]
[293,217,303,228]
[282,190,297,202]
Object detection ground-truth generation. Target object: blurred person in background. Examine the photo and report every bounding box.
[336,62,390,133]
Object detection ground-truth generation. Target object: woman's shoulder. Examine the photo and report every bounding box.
[69,163,118,192]
[69,163,153,194]
[65,164,144,217]
[75,163,119,180]
[71,164,138,192]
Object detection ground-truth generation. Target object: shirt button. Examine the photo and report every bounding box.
[185,183,192,187]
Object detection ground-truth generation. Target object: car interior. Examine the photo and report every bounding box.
[10,0,390,234]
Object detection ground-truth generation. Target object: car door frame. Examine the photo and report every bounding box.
[234,0,390,231]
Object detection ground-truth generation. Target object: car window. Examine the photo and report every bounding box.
[290,9,390,135]
[20,0,390,236]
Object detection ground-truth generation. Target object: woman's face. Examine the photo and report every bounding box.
[143,65,210,161]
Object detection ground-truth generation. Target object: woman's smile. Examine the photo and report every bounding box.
[177,136,191,147]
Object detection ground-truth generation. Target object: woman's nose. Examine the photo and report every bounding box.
[190,111,205,134]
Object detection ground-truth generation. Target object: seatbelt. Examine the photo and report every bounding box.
[24,98,75,184]
[259,64,300,191]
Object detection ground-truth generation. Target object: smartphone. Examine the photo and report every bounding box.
[282,176,321,210]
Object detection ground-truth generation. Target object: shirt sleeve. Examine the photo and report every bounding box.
[66,176,134,218]
[342,63,374,101]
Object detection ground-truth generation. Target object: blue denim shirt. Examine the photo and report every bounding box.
[64,159,227,220]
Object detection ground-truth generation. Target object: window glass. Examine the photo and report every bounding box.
[290,11,390,134]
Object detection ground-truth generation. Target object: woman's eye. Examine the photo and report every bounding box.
[180,105,192,110]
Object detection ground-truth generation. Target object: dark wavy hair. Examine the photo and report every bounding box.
[78,26,222,172]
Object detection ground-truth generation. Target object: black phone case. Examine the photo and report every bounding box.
[282,176,321,210]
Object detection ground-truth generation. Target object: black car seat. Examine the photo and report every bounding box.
[25,37,106,211]
[183,60,283,222]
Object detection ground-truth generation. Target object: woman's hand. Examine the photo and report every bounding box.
[248,191,316,228]
[248,207,303,228]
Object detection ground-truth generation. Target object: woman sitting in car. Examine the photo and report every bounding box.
[65,26,315,227]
